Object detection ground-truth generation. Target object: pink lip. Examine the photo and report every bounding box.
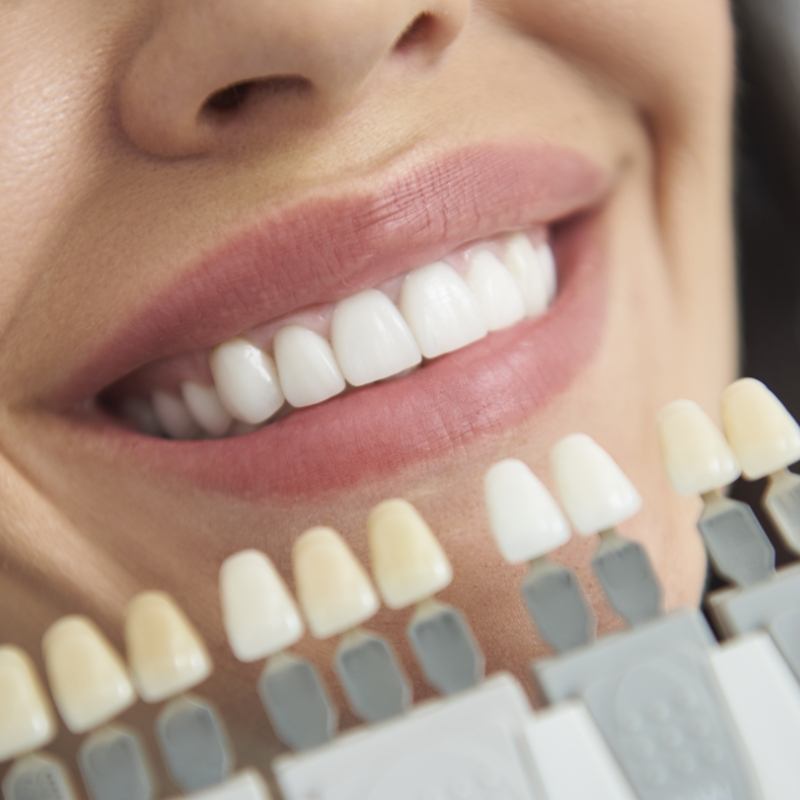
[59,143,611,496]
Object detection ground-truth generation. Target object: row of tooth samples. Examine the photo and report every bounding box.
[128,233,556,438]
[219,501,484,752]
[0,591,234,800]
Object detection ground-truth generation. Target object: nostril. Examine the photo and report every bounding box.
[394,12,437,52]
[202,75,312,118]
[205,81,254,114]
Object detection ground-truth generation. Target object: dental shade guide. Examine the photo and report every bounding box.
[125,593,234,793]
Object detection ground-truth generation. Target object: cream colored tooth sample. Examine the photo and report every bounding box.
[722,378,800,479]
[181,381,232,437]
[658,400,740,495]
[399,262,487,358]
[464,250,526,332]
[125,591,211,703]
[152,390,201,440]
[551,433,642,536]
[42,616,135,734]
[0,646,56,761]
[273,325,346,408]
[367,499,453,609]
[331,289,422,386]
[484,458,571,563]
[293,527,379,638]
[220,549,304,662]
[209,338,285,425]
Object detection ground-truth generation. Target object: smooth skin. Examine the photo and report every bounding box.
[0,0,735,776]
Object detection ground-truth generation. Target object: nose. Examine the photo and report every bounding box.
[119,0,469,157]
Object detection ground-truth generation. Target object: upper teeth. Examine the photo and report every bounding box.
[124,231,557,438]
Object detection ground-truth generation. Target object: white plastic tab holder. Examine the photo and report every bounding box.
[168,770,271,800]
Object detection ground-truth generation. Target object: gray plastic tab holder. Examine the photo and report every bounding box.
[156,695,233,792]
[335,630,411,723]
[532,609,760,800]
[698,495,775,586]
[592,531,661,626]
[766,609,800,682]
[79,725,154,800]
[2,754,77,800]
[521,559,595,652]
[765,470,800,555]
[408,600,485,695]
[258,652,337,751]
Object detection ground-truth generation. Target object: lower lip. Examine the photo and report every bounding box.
[68,212,607,498]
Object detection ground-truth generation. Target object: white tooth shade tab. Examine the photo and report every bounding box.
[367,499,453,609]
[0,646,56,761]
[331,290,422,386]
[152,390,200,440]
[399,262,487,358]
[42,616,135,734]
[209,338,285,425]
[125,591,212,703]
[273,325,346,408]
[503,234,554,317]
[181,381,232,437]
[657,400,741,496]
[484,459,571,563]
[220,549,304,662]
[722,378,800,479]
[464,250,526,332]
[551,434,642,536]
[293,526,379,639]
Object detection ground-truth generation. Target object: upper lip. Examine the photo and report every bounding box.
[60,142,611,407]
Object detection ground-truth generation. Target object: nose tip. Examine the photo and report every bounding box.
[118,0,470,158]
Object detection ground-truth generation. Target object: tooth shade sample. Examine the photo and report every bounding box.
[484,459,571,563]
[551,434,642,536]
[0,647,56,761]
[464,250,526,332]
[722,378,800,479]
[181,382,232,437]
[330,290,422,386]
[367,499,453,609]
[657,400,741,496]
[220,550,304,662]
[209,338,285,425]
[399,262,487,359]
[152,390,200,440]
[42,617,135,734]
[293,527,379,638]
[273,325,346,408]
[125,592,211,703]
[503,234,554,316]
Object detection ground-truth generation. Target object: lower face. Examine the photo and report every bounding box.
[0,0,734,743]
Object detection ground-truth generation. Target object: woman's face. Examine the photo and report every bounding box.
[0,0,734,734]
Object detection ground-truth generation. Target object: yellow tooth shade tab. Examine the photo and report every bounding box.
[293,526,379,639]
[42,616,135,734]
[0,646,56,761]
[367,499,453,609]
[125,592,211,703]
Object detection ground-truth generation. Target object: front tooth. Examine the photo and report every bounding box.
[181,381,232,437]
[399,262,487,358]
[464,250,526,332]
[209,338,285,425]
[293,526,379,638]
[658,400,741,495]
[503,233,555,317]
[125,592,211,703]
[42,616,135,734]
[152,390,200,439]
[367,499,453,609]
[551,434,642,536]
[331,290,422,386]
[220,549,304,662]
[0,646,56,761]
[722,378,800,479]
[273,325,346,408]
[484,458,571,563]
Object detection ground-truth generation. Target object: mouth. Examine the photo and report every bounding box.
[57,143,613,497]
